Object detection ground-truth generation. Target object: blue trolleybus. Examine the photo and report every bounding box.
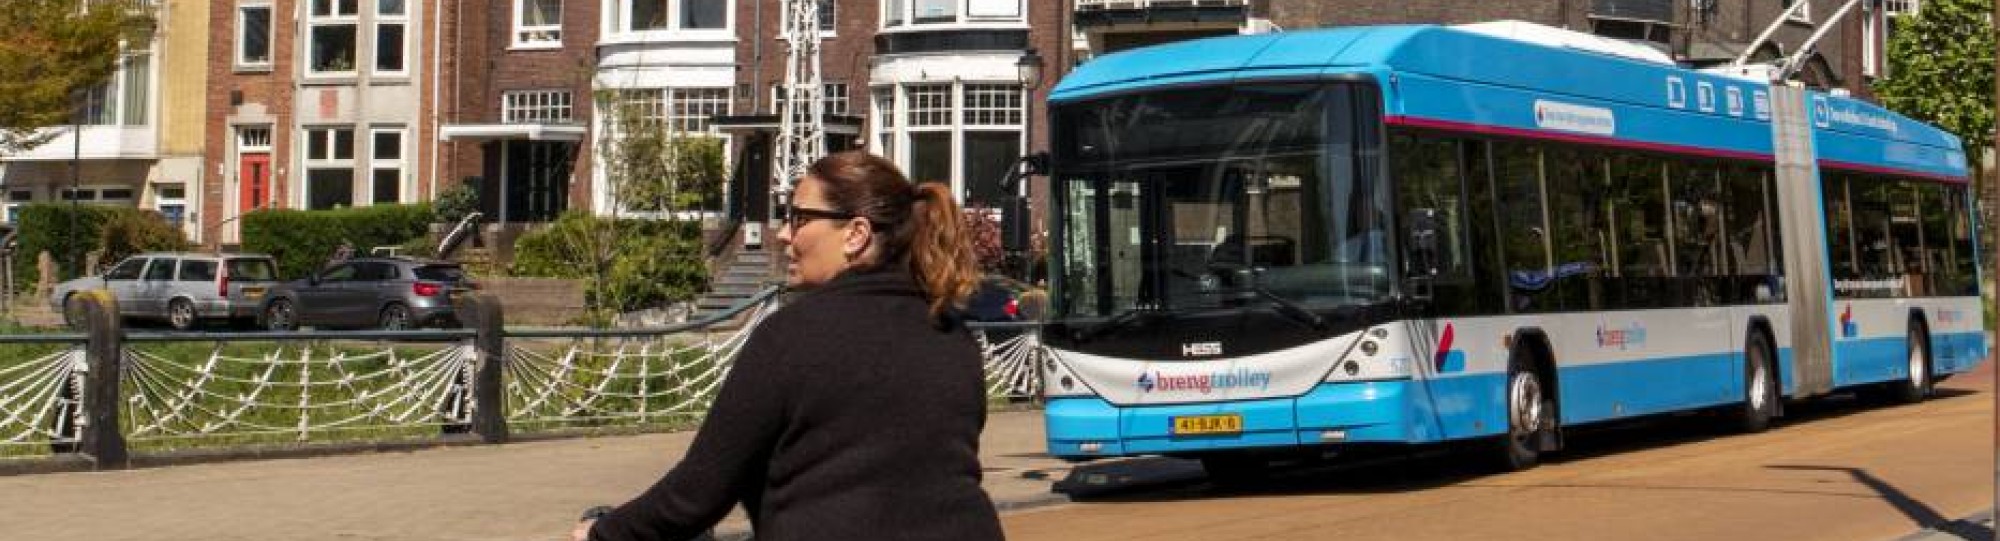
[1036,22,1988,473]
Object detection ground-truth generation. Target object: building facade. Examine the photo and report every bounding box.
[2,0,206,239]
[436,0,598,225]
[204,0,435,245]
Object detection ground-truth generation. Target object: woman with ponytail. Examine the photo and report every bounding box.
[578,151,1003,541]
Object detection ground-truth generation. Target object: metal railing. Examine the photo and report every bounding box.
[0,287,1051,467]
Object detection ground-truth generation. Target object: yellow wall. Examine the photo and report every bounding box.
[157,0,209,156]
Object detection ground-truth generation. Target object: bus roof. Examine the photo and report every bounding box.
[1051,23,1967,182]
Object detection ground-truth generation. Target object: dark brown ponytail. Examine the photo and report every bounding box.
[808,151,979,322]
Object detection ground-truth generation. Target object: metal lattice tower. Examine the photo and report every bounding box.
[774,0,826,197]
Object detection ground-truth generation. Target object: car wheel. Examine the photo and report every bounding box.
[264,299,298,331]
[167,299,198,331]
[380,303,413,330]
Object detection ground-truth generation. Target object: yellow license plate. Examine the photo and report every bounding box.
[1172,414,1243,436]
[243,287,265,300]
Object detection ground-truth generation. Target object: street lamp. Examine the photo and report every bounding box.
[1009,48,1045,281]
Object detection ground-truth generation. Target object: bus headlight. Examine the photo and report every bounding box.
[1042,354,1097,398]
[1324,327,1414,382]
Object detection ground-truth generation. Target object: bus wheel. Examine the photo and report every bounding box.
[1889,324,1933,404]
[1492,360,1550,472]
[1200,453,1271,488]
[1735,331,1779,433]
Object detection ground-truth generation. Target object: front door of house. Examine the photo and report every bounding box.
[503,141,572,222]
[239,153,272,213]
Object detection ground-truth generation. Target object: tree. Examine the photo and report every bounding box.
[597,90,727,215]
[1877,0,1996,174]
[0,0,153,155]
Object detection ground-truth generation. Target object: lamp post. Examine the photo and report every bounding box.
[1012,48,1044,281]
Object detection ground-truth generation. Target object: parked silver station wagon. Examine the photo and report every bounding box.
[50,252,282,330]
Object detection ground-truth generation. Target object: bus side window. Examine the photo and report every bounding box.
[1390,134,1478,313]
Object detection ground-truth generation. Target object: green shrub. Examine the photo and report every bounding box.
[433,181,480,224]
[13,204,189,290]
[511,212,707,314]
[241,204,433,279]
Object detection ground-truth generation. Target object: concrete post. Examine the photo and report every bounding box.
[77,290,126,469]
[461,294,508,444]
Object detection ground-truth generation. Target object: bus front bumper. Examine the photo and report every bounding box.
[1045,379,1428,460]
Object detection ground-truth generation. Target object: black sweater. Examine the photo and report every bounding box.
[589,269,1003,541]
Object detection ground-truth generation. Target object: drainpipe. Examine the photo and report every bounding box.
[429,0,445,201]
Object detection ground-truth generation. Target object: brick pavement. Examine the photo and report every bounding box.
[0,409,1090,541]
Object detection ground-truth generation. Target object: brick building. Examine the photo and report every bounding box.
[435,0,598,226]
[205,0,435,246]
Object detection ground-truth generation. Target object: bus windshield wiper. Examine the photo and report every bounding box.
[1073,307,1152,342]
[1237,285,1328,331]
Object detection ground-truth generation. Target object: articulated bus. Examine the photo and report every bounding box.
[1036,22,1988,474]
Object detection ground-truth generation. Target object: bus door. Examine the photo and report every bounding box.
[1767,84,1836,397]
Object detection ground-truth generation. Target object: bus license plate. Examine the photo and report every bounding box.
[1172,414,1242,436]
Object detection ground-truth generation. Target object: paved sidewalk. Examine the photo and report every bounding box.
[1895,510,1996,541]
[0,409,1104,541]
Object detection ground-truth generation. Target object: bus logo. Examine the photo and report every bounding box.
[1840,304,1858,337]
[1813,96,1831,128]
[1137,369,1272,394]
[1434,323,1465,373]
[1597,323,1648,350]
[1182,341,1223,357]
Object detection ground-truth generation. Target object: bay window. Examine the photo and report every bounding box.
[618,0,729,33]
[884,0,1024,27]
[874,82,1026,205]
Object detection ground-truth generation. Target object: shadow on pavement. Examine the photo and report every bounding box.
[1041,386,1984,505]
[1767,465,1995,541]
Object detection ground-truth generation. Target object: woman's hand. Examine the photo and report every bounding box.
[570,519,595,541]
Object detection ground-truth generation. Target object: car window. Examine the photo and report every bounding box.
[104,258,147,280]
[320,264,359,282]
[179,260,218,282]
[354,262,396,281]
[144,259,179,281]
[414,265,464,282]
[225,258,277,281]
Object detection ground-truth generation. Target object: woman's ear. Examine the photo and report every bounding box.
[844,218,874,258]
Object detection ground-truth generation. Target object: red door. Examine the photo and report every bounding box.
[239,153,271,212]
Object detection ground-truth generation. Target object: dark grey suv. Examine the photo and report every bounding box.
[260,257,475,330]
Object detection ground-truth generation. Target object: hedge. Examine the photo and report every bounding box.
[240,204,433,279]
[14,204,190,292]
[510,212,708,314]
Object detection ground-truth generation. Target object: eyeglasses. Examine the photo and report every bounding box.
[779,202,857,231]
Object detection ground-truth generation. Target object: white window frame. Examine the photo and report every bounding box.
[4,189,33,223]
[876,82,1026,201]
[883,0,1025,29]
[306,0,362,76]
[503,90,575,124]
[667,87,732,135]
[236,4,274,69]
[153,184,188,226]
[514,0,564,49]
[779,0,836,38]
[614,0,734,38]
[369,126,405,205]
[239,125,275,152]
[302,126,359,209]
[374,0,410,76]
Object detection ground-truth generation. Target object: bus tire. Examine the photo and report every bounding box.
[1889,323,1933,404]
[1735,330,1779,433]
[1492,354,1552,472]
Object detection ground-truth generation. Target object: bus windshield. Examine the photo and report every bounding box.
[1051,83,1392,319]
